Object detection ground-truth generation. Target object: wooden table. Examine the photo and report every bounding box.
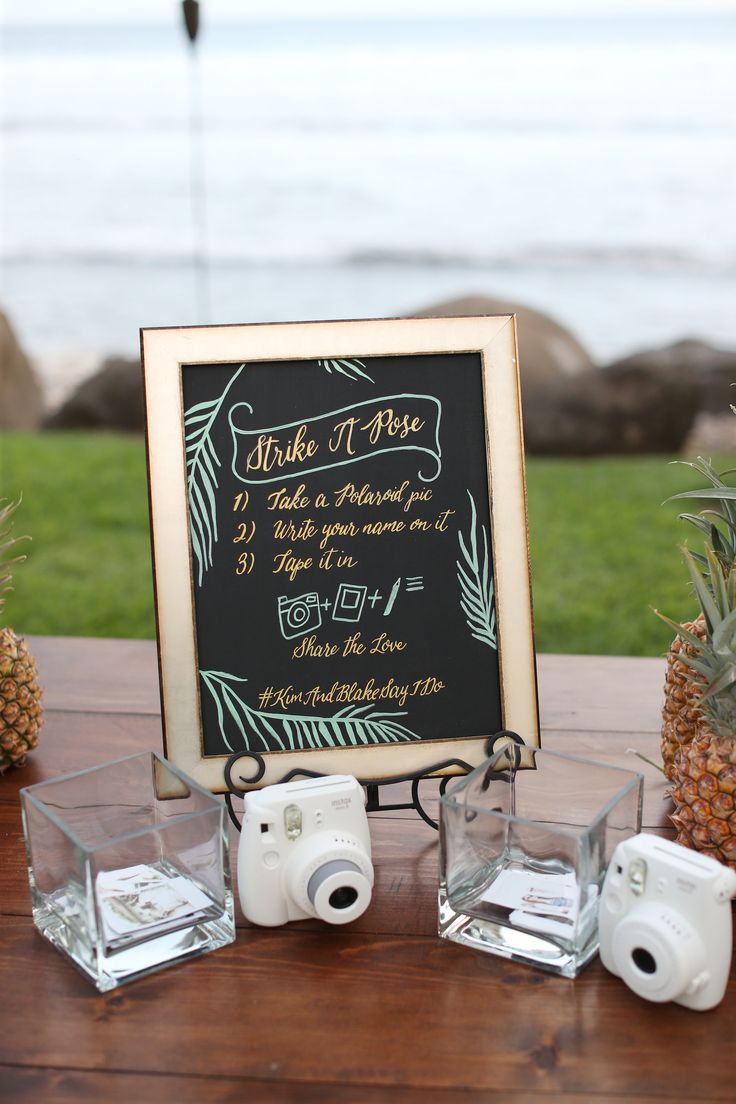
[1,637,733,1103]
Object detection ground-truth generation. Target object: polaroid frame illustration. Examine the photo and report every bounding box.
[141,316,538,792]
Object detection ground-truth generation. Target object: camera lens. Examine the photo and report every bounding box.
[632,947,657,975]
[612,904,706,1004]
[306,858,372,924]
[329,885,359,910]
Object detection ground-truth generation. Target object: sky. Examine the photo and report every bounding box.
[3,0,735,23]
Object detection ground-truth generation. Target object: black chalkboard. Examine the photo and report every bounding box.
[143,318,537,790]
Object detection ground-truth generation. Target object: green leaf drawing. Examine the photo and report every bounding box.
[199,669,420,753]
[317,358,374,384]
[185,364,245,586]
[456,490,497,650]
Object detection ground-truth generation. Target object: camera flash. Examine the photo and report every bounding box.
[284,804,302,840]
[629,858,647,896]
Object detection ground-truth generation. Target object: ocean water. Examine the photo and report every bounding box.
[1,15,735,402]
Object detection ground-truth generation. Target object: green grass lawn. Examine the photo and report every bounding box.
[1,431,732,655]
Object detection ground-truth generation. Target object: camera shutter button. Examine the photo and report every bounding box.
[263,851,280,868]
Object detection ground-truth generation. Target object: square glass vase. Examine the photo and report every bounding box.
[439,744,643,978]
[21,751,235,991]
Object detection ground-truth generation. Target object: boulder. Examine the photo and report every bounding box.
[409,294,594,390]
[0,310,44,429]
[606,338,736,414]
[523,361,699,456]
[683,413,735,456]
[45,356,144,432]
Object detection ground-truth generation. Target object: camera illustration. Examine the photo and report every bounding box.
[277,592,322,639]
[238,774,374,927]
[599,833,736,1010]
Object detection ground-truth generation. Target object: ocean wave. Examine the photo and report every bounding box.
[345,245,736,275]
[3,244,736,277]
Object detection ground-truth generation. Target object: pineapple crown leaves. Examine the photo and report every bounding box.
[0,497,30,615]
[683,543,735,635]
[654,543,736,639]
[665,455,736,570]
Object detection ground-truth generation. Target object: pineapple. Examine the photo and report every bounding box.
[666,454,736,575]
[0,499,43,774]
[660,613,707,780]
[670,728,736,867]
[660,453,736,779]
[658,547,736,867]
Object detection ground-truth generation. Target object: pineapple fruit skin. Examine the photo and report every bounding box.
[658,450,736,866]
[0,626,43,774]
[661,615,707,781]
[670,724,736,870]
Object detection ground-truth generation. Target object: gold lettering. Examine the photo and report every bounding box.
[246,425,317,473]
[266,485,310,511]
[319,520,359,550]
[328,416,359,455]
[292,634,339,660]
[360,409,425,445]
[361,519,405,536]
[272,549,313,581]
[369,633,406,655]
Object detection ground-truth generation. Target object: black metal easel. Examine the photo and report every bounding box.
[223,730,524,831]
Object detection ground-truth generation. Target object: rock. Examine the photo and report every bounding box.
[409,294,593,389]
[44,356,143,432]
[409,295,700,453]
[0,310,44,429]
[523,362,699,456]
[606,338,736,414]
[682,413,736,456]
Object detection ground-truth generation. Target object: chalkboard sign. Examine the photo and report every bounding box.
[142,317,538,792]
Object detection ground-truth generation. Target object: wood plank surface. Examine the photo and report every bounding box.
[28,636,666,733]
[0,711,162,801]
[0,1066,704,1104]
[538,654,664,734]
[0,915,733,1100]
[0,637,729,1104]
[0,709,671,826]
[27,635,162,715]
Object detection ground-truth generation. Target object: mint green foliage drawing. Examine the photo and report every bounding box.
[200,669,420,753]
[457,490,497,650]
[185,364,245,586]
[318,358,374,384]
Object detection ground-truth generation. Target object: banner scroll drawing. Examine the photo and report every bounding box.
[229,394,443,486]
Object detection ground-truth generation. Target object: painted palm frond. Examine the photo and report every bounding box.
[456,490,497,650]
[200,670,419,753]
[184,364,245,585]
[318,358,374,384]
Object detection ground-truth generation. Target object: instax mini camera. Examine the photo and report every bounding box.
[599,833,736,1010]
[238,774,374,927]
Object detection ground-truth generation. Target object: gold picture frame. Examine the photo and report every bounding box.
[141,316,538,792]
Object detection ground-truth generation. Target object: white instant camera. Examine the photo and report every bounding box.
[599,833,736,1011]
[238,774,374,927]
